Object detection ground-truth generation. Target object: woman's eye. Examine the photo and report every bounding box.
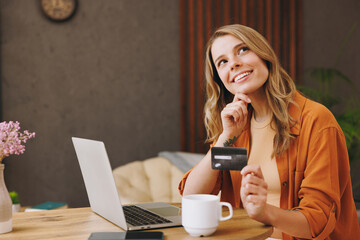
[218,60,227,67]
[238,46,249,55]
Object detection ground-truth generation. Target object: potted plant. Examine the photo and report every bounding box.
[0,121,35,233]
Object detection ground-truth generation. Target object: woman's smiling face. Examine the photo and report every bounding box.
[211,34,269,96]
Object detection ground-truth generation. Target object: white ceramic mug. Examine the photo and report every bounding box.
[181,194,233,237]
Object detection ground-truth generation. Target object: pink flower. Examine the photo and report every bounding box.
[0,121,35,162]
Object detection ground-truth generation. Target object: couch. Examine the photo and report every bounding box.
[112,151,204,204]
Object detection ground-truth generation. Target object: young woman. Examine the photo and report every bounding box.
[179,24,360,240]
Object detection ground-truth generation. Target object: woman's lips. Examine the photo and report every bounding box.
[233,70,253,83]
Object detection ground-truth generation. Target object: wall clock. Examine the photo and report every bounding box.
[40,0,78,22]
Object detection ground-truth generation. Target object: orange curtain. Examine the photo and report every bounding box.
[180,0,303,153]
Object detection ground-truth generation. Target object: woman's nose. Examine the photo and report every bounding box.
[230,57,242,70]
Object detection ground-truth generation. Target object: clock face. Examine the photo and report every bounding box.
[41,0,77,21]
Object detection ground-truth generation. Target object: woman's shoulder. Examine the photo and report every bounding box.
[297,93,340,130]
[303,97,333,116]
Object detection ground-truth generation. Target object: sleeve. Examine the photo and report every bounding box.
[293,126,349,239]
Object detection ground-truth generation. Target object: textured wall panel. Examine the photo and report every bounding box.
[1,0,180,207]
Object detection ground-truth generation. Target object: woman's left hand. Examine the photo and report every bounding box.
[240,165,268,220]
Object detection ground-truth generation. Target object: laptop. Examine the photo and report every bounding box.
[72,137,182,231]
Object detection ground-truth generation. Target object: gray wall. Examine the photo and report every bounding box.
[1,0,180,207]
[1,0,359,208]
[303,0,360,90]
[303,0,360,204]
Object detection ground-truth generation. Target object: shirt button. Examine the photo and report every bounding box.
[282,181,288,187]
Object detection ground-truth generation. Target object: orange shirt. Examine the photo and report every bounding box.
[179,92,360,240]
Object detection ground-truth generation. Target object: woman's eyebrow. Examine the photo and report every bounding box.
[233,43,246,51]
[214,54,225,65]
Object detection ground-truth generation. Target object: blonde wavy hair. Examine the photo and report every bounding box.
[204,24,297,157]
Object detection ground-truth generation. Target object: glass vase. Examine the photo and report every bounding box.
[0,164,12,234]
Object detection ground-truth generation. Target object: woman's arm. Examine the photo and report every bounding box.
[240,165,312,239]
[183,93,250,196]
[261,204,312,239]
[182,134,233,195]
[182,151,219,195]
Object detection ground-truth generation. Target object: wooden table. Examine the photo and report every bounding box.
[0,207,273,240]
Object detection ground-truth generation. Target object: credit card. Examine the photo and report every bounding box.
[211,147,247,171]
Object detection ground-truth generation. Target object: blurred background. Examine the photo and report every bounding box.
[1,0,359,208]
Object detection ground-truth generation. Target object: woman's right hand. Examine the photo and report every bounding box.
[220,92,251,138]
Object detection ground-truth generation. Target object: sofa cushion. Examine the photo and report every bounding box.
[112,157,185,204]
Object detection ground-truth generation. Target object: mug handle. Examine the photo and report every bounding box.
[219,202,233,221]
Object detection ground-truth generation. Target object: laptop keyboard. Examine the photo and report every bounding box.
[123,205,173,226]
